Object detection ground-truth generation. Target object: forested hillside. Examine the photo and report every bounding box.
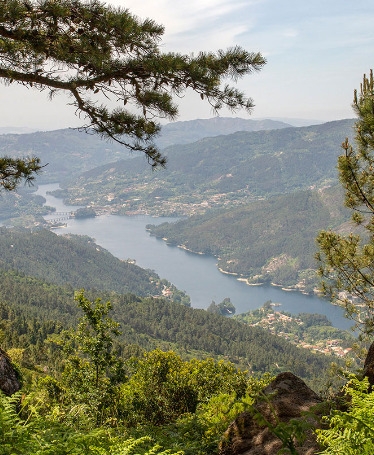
[0,227,169,297]
[0,187,51,221]
[0,260,350,455]
[147,186,350,290]
[57,119,355,216]
[0,267,336,386]
[0,117,290,186]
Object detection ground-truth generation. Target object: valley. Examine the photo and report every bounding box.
[0,116,365,455]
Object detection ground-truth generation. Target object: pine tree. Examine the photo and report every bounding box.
[316,70,374,337]
[0,0,265,189]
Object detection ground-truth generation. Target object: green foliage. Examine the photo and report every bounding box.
[316,70,374,337]
[0,390,106,454]
[0,227,165,296]
[0,279,342,455]
[44,291,125,425]
[207,297,236,315]
[0,269,340,397]
[0,391,183,454]
[317,377,374,455]
[255,416,309,455]
[75,207,96,218]
[74,291,121,386]
[120,350,248,426]
[0,155,43,191]
[119,299,337,385]
[156,393,253,455]
[0,265,337,390]
[148,374,273,455]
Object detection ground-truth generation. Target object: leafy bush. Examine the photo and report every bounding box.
[119,350,248,426]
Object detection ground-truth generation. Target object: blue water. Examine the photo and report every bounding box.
[36,184,352,330]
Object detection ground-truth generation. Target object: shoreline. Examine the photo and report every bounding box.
[152,237,317,298]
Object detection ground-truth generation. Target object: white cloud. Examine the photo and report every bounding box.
[110,0,258,51]
[1,0,373,129]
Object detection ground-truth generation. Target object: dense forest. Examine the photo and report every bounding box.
[0,227,191,300]
[0,227,336,384]
[0,249,344,454]
[0,268,336,383]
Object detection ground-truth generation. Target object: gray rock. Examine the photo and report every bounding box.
[219,372,322,455]
[0,348,21,396]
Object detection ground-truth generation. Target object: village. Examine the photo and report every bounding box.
[235,305,354,358]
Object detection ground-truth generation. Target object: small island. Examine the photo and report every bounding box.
[74,207,97,219]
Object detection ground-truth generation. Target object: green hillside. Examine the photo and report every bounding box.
[147,186,350,290]
[0,267,336,384]
[0,117,291,187]
[57,119,355,216]
[0,187,52,221]
[0,227,170,297]
[0,263,343,454]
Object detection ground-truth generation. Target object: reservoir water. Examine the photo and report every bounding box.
[36,184,351,330]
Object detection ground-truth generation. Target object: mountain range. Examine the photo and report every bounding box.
[57,119,355,215]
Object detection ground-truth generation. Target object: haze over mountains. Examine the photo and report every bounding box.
[0,116,318,137]
[57,118,355,212]
[0,117,294,182]
[156,117,293,148]
[0,116,356,291]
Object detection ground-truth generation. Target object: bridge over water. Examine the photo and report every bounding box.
[46,211,76,224]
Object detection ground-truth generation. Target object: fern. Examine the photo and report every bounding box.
[0,391,33,454]
[0,391,183,455]
[316,377,374,455]
[108,436,184,454]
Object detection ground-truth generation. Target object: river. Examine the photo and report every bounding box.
[35,183,351,330]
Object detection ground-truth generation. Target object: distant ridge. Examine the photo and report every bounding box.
[0,126,41,134]
[254,117,326,127]
[0,118,294,182]
[59,118,356,217]
[157,117,292,148]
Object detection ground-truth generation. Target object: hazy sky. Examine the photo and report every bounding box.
[1,0,373,129]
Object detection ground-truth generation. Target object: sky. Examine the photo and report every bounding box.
[1,0,373,130]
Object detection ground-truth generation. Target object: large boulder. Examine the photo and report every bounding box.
[219,372,322,455]
[0,348,21,396]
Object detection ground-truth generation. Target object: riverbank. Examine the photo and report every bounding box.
[147,231,319,299]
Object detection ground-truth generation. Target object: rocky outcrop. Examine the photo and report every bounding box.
[0,348,21,396]
[219,372,322,455]
[363,341,374,388]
